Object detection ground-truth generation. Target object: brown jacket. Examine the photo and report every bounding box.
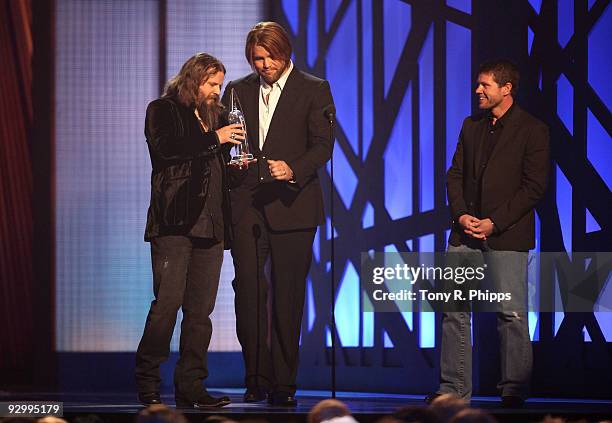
[447,105,550,251]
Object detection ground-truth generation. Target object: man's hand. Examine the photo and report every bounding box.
[471,218,495,239]
[458,214,485,239]
[267,159,294,181]
[216,123,245,145]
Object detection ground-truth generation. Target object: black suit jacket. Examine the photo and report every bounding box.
[143,97,233,244]
[222,68,335,231]
[447,104,550,251]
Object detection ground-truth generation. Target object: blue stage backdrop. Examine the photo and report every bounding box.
[272,0,611,397]
[54,0,611,396]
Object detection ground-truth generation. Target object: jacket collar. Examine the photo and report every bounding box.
[242,68,303,154]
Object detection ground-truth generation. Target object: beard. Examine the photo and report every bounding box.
[259,60,289,85]
[196,94,223,130]
[261,67,285,85]
[477,94,503,110]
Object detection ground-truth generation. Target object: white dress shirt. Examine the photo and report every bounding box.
[258,61,293,150]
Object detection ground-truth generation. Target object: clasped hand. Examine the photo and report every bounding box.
[459,214,494,239]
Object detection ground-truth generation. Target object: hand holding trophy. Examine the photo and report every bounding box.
[228,88,257,169]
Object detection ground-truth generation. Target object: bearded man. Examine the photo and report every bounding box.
[135,53,243,409]
[222,22,335,407]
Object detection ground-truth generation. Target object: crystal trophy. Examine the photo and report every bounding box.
[228,88,256,167]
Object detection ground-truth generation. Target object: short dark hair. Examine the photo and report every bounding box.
[245,21,292,67]
[478,59,520,96]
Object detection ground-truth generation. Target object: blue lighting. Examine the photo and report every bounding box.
[586,208,601,233]
[334,261,360,347]
[419,233,434,253]
[554,267,565,337]
[326,0,358,153]
[313,227,320,262]
[447,0,471,14]
[363,297,374,347]
[326,217,339,240]
[383,330,394,348]
[326,0,342,31]
[558,0,574,48]
[418,234,435,347]
[419,313,435,348]
[587,109,612,191]
[528,0,542,14]
[557,73,574,135]
[419,26,434,212]
[528,26,535,55]
[308,278,315,331]
[383,0,411,97]
[362,202,375,229]
[384,83,413,220]
[385,244,413,330]
[446,21,471,173]
[556,166,573,253]
[328,145,358,209]
[362,0,374,160]
[529,214,541,342]
[307,0,318,67]
[529,312,539,342]
[282,0,299,35]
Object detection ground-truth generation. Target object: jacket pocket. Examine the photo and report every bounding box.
[160,175,191,226]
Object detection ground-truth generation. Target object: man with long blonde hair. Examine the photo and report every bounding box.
[222,22,335,407]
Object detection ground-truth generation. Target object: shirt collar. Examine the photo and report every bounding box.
[488,102,515,128]
[260,60,293,91]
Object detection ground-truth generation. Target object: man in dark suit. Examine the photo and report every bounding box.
[221,22,334,407]
[135,53,243,408]
[427,59,549,407]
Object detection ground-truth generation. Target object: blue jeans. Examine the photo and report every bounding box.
[438,242,532,400]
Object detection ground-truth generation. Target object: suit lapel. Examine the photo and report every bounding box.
[473,116,488,179]
[262,69,302,153]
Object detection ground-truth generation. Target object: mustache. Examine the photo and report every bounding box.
[197,93,221,105]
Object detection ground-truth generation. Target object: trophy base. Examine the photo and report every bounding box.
[229,154,257,169]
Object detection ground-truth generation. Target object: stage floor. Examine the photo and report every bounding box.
[2,390,612,422]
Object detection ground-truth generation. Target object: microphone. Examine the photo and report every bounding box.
[323,104,336,124]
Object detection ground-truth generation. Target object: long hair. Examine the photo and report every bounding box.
[163,53,226,129]
[245,21,292,68]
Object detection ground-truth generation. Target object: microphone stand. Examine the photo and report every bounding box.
[326,110,336,399]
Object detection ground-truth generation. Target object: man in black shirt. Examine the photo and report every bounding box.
[135,53,243,408]
[428,59,549,407]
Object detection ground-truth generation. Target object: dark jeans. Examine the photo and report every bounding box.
[438,243,532,400]
[135,236,223,400]
[231,206,316,395]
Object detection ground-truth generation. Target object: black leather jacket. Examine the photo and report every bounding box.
[143,96,233,245]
